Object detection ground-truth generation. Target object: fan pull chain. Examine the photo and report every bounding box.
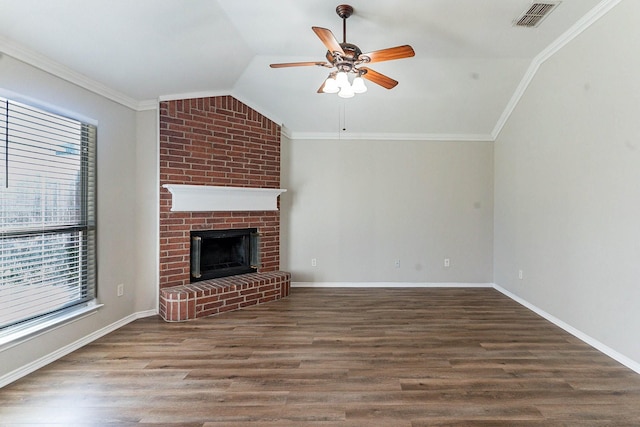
[337,104,342,139]
[338,103,347,138]
[342,103,347,132]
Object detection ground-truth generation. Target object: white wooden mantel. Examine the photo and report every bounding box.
[162,184,286,212]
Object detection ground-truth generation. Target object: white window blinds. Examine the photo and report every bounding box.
[0,97,96,329]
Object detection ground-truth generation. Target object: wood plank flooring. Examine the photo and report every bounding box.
[2,287,640,426]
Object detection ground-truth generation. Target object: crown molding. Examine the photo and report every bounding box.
[159,91,492,142]
[491,0,622,140]
[282,130,494,142]
[0,35,141,111]
[158,89,231,102]
[137,99,159,111]
[158,91,493,142]
[1,0,621,132]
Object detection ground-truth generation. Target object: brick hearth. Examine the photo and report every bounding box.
[159,96,289,321]
[159,271,291,322]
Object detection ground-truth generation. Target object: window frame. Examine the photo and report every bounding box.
[0,90,100,346]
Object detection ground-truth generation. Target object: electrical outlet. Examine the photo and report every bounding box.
[117,283,124,297]
[444,258,450,268]
[394,260,401,268]
[311,258,317,267]
[518,270,523,280]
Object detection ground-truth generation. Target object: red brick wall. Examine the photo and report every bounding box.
[159,96,282,290]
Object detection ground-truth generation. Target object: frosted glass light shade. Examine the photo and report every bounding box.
[323,77,339,93]
[338,84,355,98]
[352,76,367,93]
[335,71,349,88]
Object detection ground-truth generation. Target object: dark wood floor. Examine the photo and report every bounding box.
[2,288,640,426]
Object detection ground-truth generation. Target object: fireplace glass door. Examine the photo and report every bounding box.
[190,228,259,282]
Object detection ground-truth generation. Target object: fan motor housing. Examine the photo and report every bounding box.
[326,43,362,63]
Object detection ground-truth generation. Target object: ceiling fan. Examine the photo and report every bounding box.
[269,4,415,98]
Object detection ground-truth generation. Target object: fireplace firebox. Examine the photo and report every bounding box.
[190,228,260,282]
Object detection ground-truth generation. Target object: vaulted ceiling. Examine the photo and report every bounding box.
[0,0,609,139]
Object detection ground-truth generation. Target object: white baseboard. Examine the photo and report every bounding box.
[292,282,494,288]
[493,284,640,375]
[3,285,639,387]
[293,281,640,374]
[0,309,157,388]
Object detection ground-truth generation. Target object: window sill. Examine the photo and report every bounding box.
[0,301,103,352]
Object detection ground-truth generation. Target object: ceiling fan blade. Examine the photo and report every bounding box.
[312,26,345,56]
[361,45,415,64]
[360,67,398,89]
[270,61,330,68]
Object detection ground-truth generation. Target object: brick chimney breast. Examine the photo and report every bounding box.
[159,96,282,291]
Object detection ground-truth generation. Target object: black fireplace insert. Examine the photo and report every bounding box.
[190,228,259,282]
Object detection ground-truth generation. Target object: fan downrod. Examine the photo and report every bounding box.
[336,5,354,44]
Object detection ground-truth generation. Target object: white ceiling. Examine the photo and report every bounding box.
[0,0,608,139]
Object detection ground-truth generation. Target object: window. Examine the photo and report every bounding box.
[0,96,96,330]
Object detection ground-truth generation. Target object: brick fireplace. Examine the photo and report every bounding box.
[158,96,290,321]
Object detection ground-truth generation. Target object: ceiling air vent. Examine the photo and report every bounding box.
[514,2,560,28]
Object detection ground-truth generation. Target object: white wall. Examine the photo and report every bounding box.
[0,55,158,381]
[135,108,159,312]
[494,0,640,365]
[281,137,494,284]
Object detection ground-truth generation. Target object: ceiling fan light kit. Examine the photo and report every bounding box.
[270,4,414,98]
[322,70,366,98]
